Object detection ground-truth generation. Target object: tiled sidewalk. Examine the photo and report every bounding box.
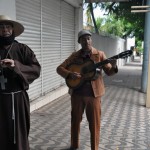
[29,57,150,150]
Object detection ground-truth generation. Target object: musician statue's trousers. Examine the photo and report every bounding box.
[71,94,101,150]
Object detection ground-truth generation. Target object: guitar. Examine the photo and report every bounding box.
[66,50,132,89]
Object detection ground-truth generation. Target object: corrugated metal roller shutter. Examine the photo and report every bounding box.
[42,0,75,92]
[16,0,42,101]
[15,0,76,99]
[61,1,75,61]
[57,1,75,85]
[42,0,61,94]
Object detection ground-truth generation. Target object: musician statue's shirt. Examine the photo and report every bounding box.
[73,50,94,97]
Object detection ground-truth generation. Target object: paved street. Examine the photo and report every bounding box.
[29,57,150,150]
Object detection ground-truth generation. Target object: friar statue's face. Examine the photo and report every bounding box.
[0,22,13,37]
[0,22,14,46]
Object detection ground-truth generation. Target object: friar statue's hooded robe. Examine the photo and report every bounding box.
[0,15,41,150]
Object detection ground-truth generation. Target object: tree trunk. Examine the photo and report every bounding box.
[89,3,99,34]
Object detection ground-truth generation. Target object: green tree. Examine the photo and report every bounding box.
[84,1,145,41]
[83,2,106,33]
[95,17,104,32]
[99,14,125,37]
[100,1,145,40]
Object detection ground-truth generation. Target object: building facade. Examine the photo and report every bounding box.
[0,0,83,111]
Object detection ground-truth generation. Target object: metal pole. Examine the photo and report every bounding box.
[141,1,150,93]
[146,50,150,107]
[145,4,150,107]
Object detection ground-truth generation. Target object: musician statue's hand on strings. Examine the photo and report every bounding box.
[109,59,117,68]
[69,72,81,80]
[0,59,15,69]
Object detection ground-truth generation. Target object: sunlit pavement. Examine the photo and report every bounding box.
[29,56,150,150]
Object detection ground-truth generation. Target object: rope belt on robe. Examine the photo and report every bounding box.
[1,90,22,144]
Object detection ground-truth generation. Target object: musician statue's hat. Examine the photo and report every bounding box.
[78,29,92,43]
[0,15,24,37]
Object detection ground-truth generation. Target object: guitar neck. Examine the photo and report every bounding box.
[86,50,132,72]
[94,54,119,68]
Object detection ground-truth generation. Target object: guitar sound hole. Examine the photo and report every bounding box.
[82,67,89,74]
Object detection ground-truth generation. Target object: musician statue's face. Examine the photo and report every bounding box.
[80,35,92,51]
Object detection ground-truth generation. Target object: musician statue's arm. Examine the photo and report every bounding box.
[100,52,118,76]
[56,52,76,79]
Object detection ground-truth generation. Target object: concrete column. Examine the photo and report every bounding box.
[141,1,150,93]
[75,6,83,50]
[143,1,150,107]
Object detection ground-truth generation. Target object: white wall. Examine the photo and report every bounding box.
[126,37,135,50]
[92,33,126,66]
[0,0,16,19]
[64,0,82,7]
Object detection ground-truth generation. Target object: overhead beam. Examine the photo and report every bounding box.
[131,6,150,9]
[131,5,150,13]
[131,10,150,13]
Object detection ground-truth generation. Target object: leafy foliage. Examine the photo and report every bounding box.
[110,1,145,41]
[84,0,146,52]
[86,0,146,51]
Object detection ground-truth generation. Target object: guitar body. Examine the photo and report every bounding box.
[65,50,132,89]
[66,60,97,89]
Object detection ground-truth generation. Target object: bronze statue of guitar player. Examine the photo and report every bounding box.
[56,29,132,150]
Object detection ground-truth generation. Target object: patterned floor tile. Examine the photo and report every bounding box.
[29,57,150,150]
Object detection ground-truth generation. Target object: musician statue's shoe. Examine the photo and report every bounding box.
[69,146,78,150]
